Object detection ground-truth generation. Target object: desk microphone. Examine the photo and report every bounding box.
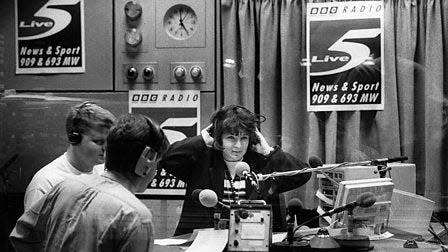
[293,192,377,233]
[286,198,303,244]
[321,192,376,217]
[191,189,229,209]
[287,198,303,224]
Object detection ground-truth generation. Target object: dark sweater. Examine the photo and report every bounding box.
[159,135,311,235]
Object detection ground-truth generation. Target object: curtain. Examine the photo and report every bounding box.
[220,0,448,211]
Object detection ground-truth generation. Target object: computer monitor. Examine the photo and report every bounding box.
[331,178,394,235]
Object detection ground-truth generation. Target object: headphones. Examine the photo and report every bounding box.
[134,115,166,177]
[68,101,96,145]
[68,132,82,145]
[134,146,158,177]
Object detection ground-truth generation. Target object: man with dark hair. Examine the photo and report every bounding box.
[10,113,169,251]
[24,101,116,210]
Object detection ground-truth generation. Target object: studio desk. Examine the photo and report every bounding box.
[153,228,443,252]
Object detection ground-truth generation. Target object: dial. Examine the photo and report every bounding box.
[126,66,138,81]
[124,1,142,20]
[124,28,142,47]
[142,66,154,80]
[190,65,202,79]
[173,66,187,81]
[163,4,198,40]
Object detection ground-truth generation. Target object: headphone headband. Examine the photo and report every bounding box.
[208,105,265,145]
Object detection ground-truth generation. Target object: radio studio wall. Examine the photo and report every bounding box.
[0,0,218,240]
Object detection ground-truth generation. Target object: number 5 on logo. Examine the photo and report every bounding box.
[311,28,381,76]
[161,117,198,144]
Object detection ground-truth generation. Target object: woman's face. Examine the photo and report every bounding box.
[221,131,249,161]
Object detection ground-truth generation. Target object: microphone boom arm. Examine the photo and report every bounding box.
[258,156,408,181]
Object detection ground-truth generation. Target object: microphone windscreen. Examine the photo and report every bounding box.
[356,192,376,207]
[191,189,202,203]
[199,189,218,208]
[308,156,324,168]
[235,161,250,177]
[287,198,304,214]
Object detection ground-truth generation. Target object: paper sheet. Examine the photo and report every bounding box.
[272,232,287,243]
[154,228,215,246]
[185,229,228,252]
[154,238,189,246]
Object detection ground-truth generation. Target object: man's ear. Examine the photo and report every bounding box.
[134,146,157,177]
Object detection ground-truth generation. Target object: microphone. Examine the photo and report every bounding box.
[321,192,376,217]
[286,198,303,244]
[293,192,377,233]
[287,198,304,224]
[191,189,229,209]
[308,156,324,168]
[235,161,259,190]
[192,189,217,207]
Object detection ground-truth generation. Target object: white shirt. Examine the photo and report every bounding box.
[10,173,153,252]
[23,152,103,211]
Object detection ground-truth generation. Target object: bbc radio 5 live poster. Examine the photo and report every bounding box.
[15,0,85,74]
[129,90,201,196]
[307,1,384,111]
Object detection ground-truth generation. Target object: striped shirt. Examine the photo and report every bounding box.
[223,175,247,204]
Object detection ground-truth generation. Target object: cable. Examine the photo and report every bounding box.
[428,223,445,245]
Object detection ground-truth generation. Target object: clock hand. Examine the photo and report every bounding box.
[180,22,189,35]
[181,12,187,22]
[178,9,183,23]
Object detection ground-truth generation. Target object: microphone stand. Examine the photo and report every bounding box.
[333,207,373,251]
[372,160,391,179]
[250,171,261,195]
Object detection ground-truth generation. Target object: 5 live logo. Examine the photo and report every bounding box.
[18,0,81,40]
[309,18,381,76]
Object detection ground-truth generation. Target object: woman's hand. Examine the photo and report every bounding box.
[201,124,214,148]
[252,128,274,156]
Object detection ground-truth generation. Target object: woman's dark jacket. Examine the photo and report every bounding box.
[159,135,311,235]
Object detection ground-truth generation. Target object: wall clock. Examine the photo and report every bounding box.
[163,4,198,40]
[156,0,205,48]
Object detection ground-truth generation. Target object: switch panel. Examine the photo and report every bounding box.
[170,62,206,84]
[123,63,159,84]
[114,0,215,91]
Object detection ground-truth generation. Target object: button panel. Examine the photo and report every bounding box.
[170,62,206,84]
[123,63,159,84]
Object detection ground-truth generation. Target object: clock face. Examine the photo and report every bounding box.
[163,4,198,40]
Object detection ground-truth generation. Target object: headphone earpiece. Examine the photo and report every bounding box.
[68,131,82,145]
[68,101,96,145]
[135,146,158,177]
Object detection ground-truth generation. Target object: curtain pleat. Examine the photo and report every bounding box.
[392,0,417,166]
[423,0,445,201]
[279,0,310,161]
[441,0,448,209]
[259,0,281,145]
[220,0,448,210]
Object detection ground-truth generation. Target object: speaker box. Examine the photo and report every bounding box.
[227,203,272,252]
